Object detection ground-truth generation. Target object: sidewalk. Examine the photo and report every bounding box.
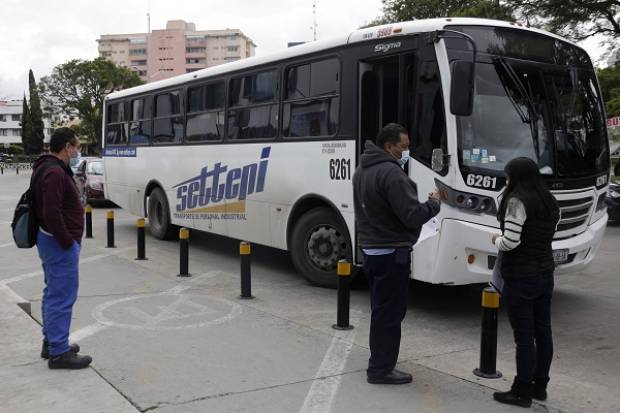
[0,289,138,413]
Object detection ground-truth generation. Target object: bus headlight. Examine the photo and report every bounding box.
[435,179,497,215]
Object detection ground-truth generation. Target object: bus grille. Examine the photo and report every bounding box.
[555,196,593,237]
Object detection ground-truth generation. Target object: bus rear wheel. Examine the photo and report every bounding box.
[147,187,177,240]
[291,208,352,288]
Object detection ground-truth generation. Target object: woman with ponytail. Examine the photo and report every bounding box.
[491,157,560,408]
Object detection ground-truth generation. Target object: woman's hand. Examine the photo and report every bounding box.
[491,234,500,244]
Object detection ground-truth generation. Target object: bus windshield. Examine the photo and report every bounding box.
[447,26,609,178]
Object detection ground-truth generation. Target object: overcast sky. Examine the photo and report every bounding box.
[0,0,605,100]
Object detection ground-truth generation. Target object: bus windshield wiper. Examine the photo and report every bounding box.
[493,56,542,158]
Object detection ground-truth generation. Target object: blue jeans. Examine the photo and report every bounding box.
[363,248,411,377]
[502,273,554,386]
[36,230,80,357]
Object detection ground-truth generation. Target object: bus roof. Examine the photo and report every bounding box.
[106,17,582,101]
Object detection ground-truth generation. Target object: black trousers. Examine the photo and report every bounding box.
[363,248,411,378]
[502,273,554,387]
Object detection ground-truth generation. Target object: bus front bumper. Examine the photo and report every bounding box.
[422,215,607,285]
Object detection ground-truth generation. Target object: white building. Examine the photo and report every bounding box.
[0,100,53,148]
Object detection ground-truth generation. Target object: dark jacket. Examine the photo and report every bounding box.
[353,141,440,248]
[500,196,559,280]
[33,155,84,249]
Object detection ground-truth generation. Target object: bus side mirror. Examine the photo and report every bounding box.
[432,148,445,173]
[450,60,475,116]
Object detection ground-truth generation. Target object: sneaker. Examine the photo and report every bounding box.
[367,369,413,384]
[48,351,92,370]
[41,341,80,360]
[493,380,533,408]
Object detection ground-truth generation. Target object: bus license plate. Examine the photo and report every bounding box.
[553,249,569,265]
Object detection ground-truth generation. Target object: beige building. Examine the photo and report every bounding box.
[97,20,256,83]
[0,100,53,147]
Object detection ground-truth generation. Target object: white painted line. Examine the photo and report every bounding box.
[0,283,27,304]
[0,248,132,286]
[70,322,109,342]
[299,317,360,413]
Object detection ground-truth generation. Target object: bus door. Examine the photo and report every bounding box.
[358,38,447,200]
[358,52,416,155]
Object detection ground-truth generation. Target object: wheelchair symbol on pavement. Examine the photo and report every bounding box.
[92,287,241,331]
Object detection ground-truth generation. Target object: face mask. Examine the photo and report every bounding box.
[69,151,81,167]
[399,150,410,167]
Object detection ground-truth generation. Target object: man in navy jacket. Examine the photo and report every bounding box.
[33,127,91,369]
[353,123,441,384]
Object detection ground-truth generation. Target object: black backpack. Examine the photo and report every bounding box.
[11,162,55,248]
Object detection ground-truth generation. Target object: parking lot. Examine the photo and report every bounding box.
[1,170,619,413]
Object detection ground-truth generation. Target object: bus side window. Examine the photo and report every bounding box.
[153,91,184,144]
[128,96,152,146]
[228,70,278,140]
[186,82,225,142]
[105,101,128,146]
[282,58,340,138]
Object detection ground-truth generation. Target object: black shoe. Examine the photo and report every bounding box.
[532,378,549,401]
[367,369,413,384]
[494,380,533,408]
[41,341,80,359]
[48,351,92,369]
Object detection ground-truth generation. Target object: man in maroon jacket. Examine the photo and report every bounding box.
[33,127,92,369]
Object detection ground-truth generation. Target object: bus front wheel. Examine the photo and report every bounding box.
[291,208,353,288]
[147,187,177,240]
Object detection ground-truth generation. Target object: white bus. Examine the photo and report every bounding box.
[103,18,610,287]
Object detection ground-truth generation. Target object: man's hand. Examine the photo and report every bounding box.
[491,233,501,244]
[428,189,442,201]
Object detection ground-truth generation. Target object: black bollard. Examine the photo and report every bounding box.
[177,228,190,277]
[85,204,93,239]
[16,165,19,175]
[332,260,354,330]
[473,287,502,379]
[106,210,116,248]
[239,241,253,299]
[136,218,147,260]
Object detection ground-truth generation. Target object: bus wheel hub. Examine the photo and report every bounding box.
[307,226,345,271]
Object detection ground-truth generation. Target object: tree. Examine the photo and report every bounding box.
[39,58,143,155]
[598,66,620,117]
[509,1,620,42]
[20,93,35,154]
[371,0,513,23]
[28,70,45,155]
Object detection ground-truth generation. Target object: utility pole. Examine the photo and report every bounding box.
[311,0,317,41]
[147,0,151,33]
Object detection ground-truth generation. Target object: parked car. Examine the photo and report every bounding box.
[606,182,620,223]
[74,158,106,205]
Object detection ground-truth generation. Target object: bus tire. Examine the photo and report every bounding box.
[290,207,352,288]
[147,187,177,240]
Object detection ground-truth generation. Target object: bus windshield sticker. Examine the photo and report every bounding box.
[172,147,270,220]
[489,155,497,162]
[463,150,471,160]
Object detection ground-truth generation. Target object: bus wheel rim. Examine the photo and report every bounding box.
[306,225,346,271]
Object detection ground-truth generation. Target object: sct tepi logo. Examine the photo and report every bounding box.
[174,147,270,213]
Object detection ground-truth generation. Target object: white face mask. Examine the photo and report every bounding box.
[399,150,410,166]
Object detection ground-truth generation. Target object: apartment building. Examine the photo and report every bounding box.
[97,20,256,83]
[0,100,53,146]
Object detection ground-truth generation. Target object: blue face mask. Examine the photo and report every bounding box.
[69,152,81,167]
